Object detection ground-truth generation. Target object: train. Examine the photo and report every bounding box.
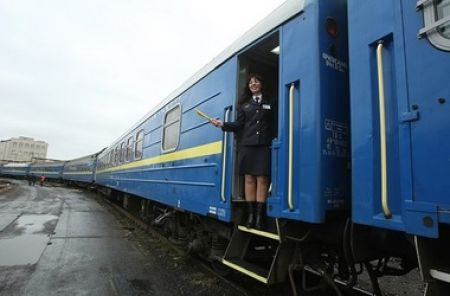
[1,0,449,295]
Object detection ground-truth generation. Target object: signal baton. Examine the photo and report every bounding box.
[195,108,214,121]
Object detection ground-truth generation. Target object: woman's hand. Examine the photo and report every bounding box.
[210,118,223,128]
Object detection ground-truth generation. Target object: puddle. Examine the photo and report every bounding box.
[14,214,59,235]
[0,235,49,266]
[0,214,58,266]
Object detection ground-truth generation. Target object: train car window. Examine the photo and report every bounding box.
[126,136,134,162]
[108,151,113,167]
[162,104,181,153]
[437,0,450,38]
[114,146,119,165]
[135,130,144,160]
[418,0,450,50]
[120,142,125,163]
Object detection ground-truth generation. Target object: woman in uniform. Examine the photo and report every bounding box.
[211,74,275,229]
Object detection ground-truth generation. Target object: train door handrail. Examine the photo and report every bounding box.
[376,41,392,219]
[221,107,231,202]
[288,83,295,211]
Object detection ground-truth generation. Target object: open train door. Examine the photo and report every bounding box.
[231,33,280,204]
[268,0,350,224]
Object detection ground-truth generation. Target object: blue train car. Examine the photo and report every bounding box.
[89,0,450,293]
[349,0,450,293]
[97,0,348,223]
[1,162,31,178]
[63,153,99,184]
[94,0,352,288]
[29,161,65,181]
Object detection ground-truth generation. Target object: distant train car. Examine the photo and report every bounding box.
[63,153,99,185]
[348,0,450,294]
[29,161,65,181]
[0,162,31,178]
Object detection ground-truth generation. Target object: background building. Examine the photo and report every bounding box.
[0,137,48,162]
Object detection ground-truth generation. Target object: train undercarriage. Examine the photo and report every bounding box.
[96,187,425,296]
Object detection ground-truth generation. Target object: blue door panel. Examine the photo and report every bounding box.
[269,0,350,223]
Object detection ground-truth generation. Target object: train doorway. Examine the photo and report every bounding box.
[232,32,279,202]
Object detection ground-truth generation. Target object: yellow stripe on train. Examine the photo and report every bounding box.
[97,140,222,174]
[63,172,93,175]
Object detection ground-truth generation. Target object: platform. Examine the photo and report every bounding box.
[0,179,242,296]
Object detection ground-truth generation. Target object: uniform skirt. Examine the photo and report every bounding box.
[238,145,271,176]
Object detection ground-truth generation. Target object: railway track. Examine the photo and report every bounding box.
[99,196,255,296]
[97,193,381,296]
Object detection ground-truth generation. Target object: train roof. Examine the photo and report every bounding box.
[68,147,106,162]
[3,162,30,168]
[107,0,304,149]
[65,153,96,164]
[30,161,65,168]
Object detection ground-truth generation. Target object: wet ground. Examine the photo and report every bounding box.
[0,179,425,296]
[0,179,242,296]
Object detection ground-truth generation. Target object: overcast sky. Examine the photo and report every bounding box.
[0,0,285,160]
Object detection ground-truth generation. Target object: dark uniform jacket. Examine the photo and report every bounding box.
[222,97,275,146]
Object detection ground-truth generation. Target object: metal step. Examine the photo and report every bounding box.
[222,219,296,285]
[430,268,450,283]
[237,225,280,241]
[221,257,269,284]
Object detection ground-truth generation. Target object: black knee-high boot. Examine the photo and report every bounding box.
[254,202,265,230]
[245,202,255,228]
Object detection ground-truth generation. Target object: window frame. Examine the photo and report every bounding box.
[120,142,126,163]
[114,146,119,165]
[134,129,144,160]
[109,151,113,167]
[161,103,182,153]
[418,0,450,51]
[126,136,134,162]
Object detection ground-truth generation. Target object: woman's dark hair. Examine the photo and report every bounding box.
[238,73,264,106]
